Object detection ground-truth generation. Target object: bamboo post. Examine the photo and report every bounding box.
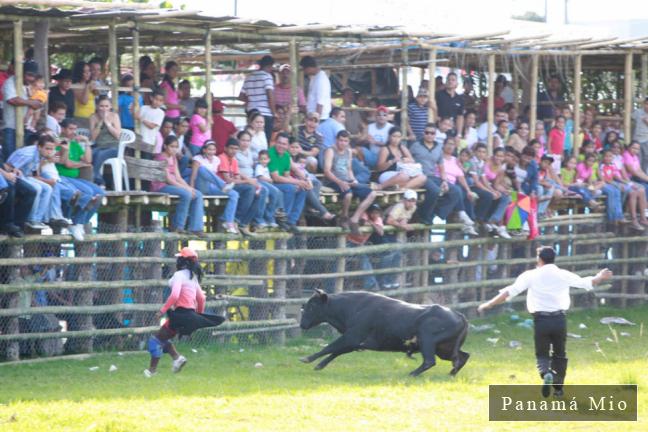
[400,42,409,131]
[396,231,407,296]
[3,244,21,360]
[511,66,519,113]
[486,54,495,155]
[205,29,212,127]
[13,19,24,149]
[573,55,582,156]
[68,241,95,354]
[132,23,141,190]
[428,48,437,122]
[621,241,629,309]
[529,54,539,138]
[420,228,430,302]
[33,20,49,83]
[289,37,299,132]
[624,52,633,142]
[272,238,287,345]
[108,22,119,113]
[641,53,648,101]
[334,234,346,293]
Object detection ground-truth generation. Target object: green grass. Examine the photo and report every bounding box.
[1,306,647,431]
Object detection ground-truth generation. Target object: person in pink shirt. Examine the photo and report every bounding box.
[144,247,225,377]
[600,149,647,230]
[623,141,648,200]
[188,98,211,156]
[159,61,183,120]
[547,115,565,172]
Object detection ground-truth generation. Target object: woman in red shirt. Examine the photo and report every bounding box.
[547,115,565,170]
[144,247,225,377]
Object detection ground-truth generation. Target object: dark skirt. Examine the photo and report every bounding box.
[167,307,226,336]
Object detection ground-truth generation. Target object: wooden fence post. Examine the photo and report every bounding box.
[2,244,21,361]
[334,233,346,293]
[272,238,287,345]
[67,240,95,354]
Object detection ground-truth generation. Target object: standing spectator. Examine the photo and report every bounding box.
[273,64,306,113]
[48,69,74,118]
[534,120,548,151]
[341,88,363,140]
[477,108,507,144]
[71,61,96,119]
[246,111,268,163]
[547,115,566,173]
[365,105,394,168]
[117,74,142,131]
[160,61,183,121]
[2,60,42,160]
[435,72,464,136]
[496,75,514,104]
[462,77,478,114]
[346,203,385,290]
[269,132,308,233]
[210,99,237,155]
[137,90,165,148]
[316,107,346,166]
[88,57,107,97]
[632,97,648,172]
[297,111,323,172]
[375,126,426,190]
[178,80,196,117]
[89,95,122,186]
[461,110,478,150]
[407,88,429,141]
[46,102,67,137]
[323,130,377,234]
[301,56,331,120]
[537,75,564,123]
[239,55,276,142]
[139,55,158,105]
[562,106,574,157]
[188,99,211,156]
[151,136,204,235]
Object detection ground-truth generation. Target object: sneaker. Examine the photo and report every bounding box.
[254,223,268,233]
[462,225,478,236]
[143,369,156,378]
[222,183,235,193]
[172,355,187,373]
[49,219,70,229]
[25,221,48,230]
[484,223,494,233]
[222,222,239,234]
[630,220,645,231]
[496,225,511,239]
[69,224,85,241]
[1,223,24,238]
[542,372,554,398]
[458,211,475,226]
[239,225,256,237]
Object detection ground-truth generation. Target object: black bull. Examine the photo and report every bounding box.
[299,290,470,376]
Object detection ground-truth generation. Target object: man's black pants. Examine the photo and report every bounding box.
[533,312,568,390]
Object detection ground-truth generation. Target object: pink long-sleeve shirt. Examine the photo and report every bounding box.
[160,269,206,314]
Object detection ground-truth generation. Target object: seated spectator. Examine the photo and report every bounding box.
[296,111,322,172]
[211,99,237,155]
[57,119,105,241]
[534,120,547,151]
[188,99,211,156]
[590,122,604,151]
[178,79,196,117]
[323,130,377,234]
[493,120,509,149]
[288,140,334,221]
[253,149,284,230]
[269,132,308,233]
[537,155,562,218]
[407,88,429,141]
[623,141,648,199]
[89,95,122,186]
[547,115,566,172]
[603,130,621,151]
[316,107,346,167]
[560,156,603,211]
[159,61,182,121]
[219,138,265,236]
[477,108,507,143]
[507,120,530,153]
[0,154,36,237]
[600,149,647,231]
[117,74,142,131]
[235,130,270,230]
[507,104,519,131]
[346,203,385,290]
[48,68,74,118]
[440,137,478,234]
[375,126,426,190]
[136,89,165,151]
[188,140,239,234]
[364,105,393,168]
[577,153,622,224]
[246,111,268,163]
[46,101,67,137]
[71,61,96,119]
[274,64,306,113]
[530,139,545,162]
[151,136,204,235]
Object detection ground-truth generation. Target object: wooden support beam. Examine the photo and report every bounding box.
[642,53,648,101]
[33,20,49,83]
[13,19,24,150]
[289,38,299,132]
[205,29,212,127]
[486,54,495,155]
[428,48,437,122]
[573,55,582,156]
[529,54,539,137]
[132,23,141,191]
[108,21,119,112]
[401,42,409,131]
[624,52,633,142]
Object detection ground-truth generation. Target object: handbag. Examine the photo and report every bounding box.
[396,162,423,177]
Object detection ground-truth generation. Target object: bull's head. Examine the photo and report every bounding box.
[299,289,328,330]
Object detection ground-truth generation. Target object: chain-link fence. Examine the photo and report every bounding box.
[1,213,647,362]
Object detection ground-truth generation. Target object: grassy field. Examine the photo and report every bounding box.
[1,305,646,432]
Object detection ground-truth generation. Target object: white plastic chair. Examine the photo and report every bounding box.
[100,129,136,192]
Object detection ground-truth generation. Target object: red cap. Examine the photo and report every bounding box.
[175,247,198,259]
[376,105,389,114]
[212,99,226,112]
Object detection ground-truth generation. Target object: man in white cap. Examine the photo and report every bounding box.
[274,64,306,114]
[386,189,419,231]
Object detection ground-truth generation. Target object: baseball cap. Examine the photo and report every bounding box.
[376,105,389,114]
[368,203,382,212]
[403,189,418,201]
[258,55,274,68]
[53,68,72,81]
[175,247,198,259]
[23,60,39,75]
[212,99,226,112]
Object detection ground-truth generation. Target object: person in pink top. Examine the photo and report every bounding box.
[144,247,225,377]
[188,98,211,156]
[159,61,183,120]
[623,141,648,200]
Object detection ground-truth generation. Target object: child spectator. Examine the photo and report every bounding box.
[537,155,563,218]
[600,149,647,231]
[481,147,512,238]
[188,99,211,156]
[561,106,574,157]
[577,153,622,225]
[117,74,142,131]
[46,101,67,137]
[254,149,283,230]
[547,115,566,173]
[560,156,602,211]
[137,89,165,148]
[25,74,48,133]
[493,120,509,149]
[590,122,604,151]
[381,189,420,288]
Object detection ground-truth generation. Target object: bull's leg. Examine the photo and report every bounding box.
[314,346,356,370]
[450,351,470,376]
[409,334,438,377]
[300,331,364,364]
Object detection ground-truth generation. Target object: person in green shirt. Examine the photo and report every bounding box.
[57,118,105,241]
[268,132,308,232]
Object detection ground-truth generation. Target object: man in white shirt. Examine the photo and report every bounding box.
[300,56,331,120]
[478,246,612,398]
[476,108,508,143]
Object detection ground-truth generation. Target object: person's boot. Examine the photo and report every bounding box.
[542,371,554,398]
[551,357,568,397]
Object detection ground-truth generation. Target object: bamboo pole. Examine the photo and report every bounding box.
[573,55,582,156]
[13,19,24,149]
[108,21,119,112]
[428,48,437,122]
[642,53,648,100]
[205,29,212,127]
[529,54,539,138]
[132,23,141,190]
[624,52,633,142]
[400,41,409,131]
[335,234,346,293]
[511,65,519,113]
[289,37,299,131]
[486,54,495,155]
[273,238,288,345]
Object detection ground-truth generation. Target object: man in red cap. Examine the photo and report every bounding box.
[211,99,237,155]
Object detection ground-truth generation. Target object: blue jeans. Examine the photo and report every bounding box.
[274,183,307,224]
[376,250,402,287]
[361,147,379,170]
[352,157,371,184]
[234,183,260,226]
[23,177,53,223]
[188,144,202,156]
[159,185,204,231]
[601,184,623,222]
[456,185,472,216]
[347,241,378,289]
[631,177,648,201]
[305,176,329,217]
[537,185,554,216]
[418,176,461,223]
[471,187,494,222]
[2,128,16,161]
[92,147,118,185]
[568,185,594,203]
[0,174,7,190]
[488,194,511,224]
[50,180,75,221]
[258,181,282,224]
[61,177,105,224]
[193,166,239,223]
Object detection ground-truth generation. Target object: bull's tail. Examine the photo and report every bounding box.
[451,312,469,359]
